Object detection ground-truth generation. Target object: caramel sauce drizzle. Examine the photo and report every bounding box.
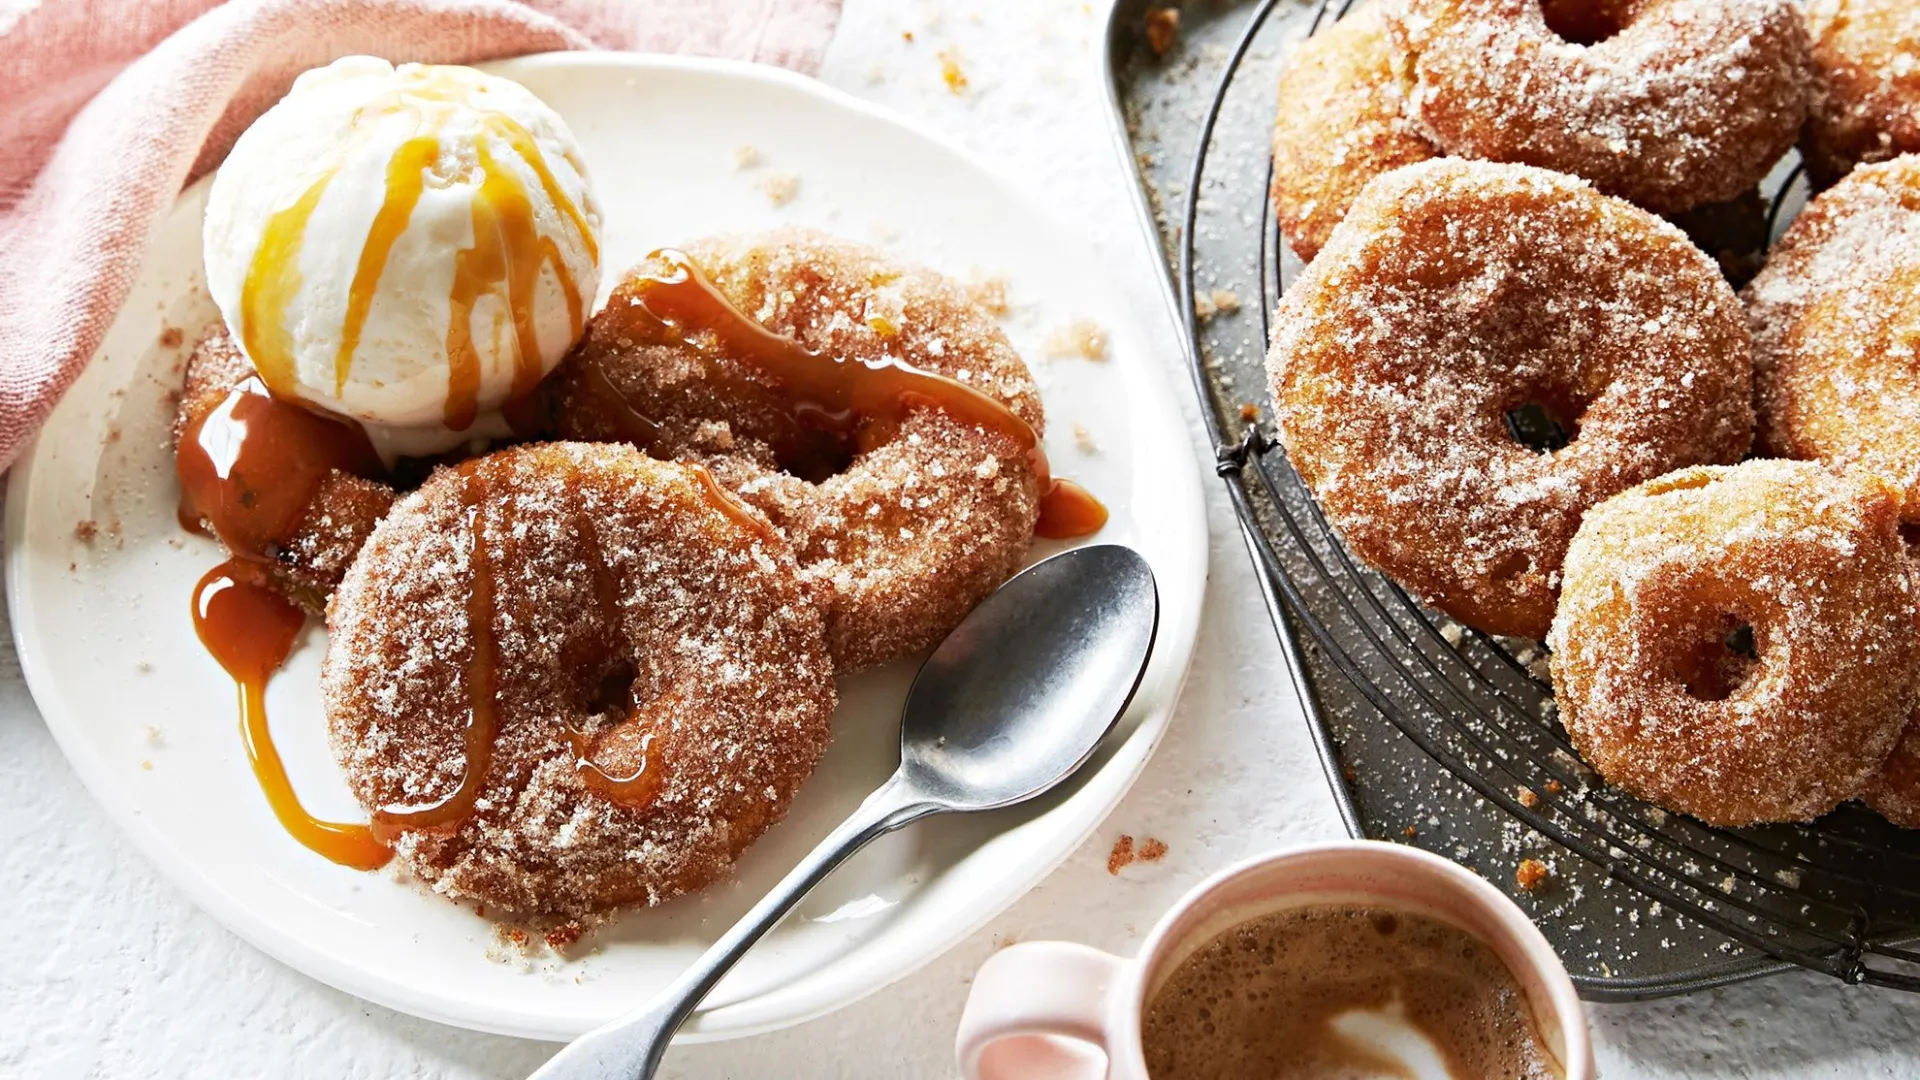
[180,393,768,852]
[1035,478,1107,540]
[175,375,383,561]
[371,468,500,837]
[688,463,782,545]
[178,374,391,870]
[195,66,1105,859]
[239,67,594,432]
[444,135,583,430]
[625,249,1107,539]
[240,171,336,398]
[336,135,438,397]
[565,507,669,808]
[192,560,392,870]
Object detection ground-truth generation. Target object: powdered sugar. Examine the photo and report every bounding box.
[1268,160,1753,639]
[1745,155,1920,514]
[1548,460,1919,825]
[549,229,1043,672]
[322,442,835,918]
[1394,0,1809,213]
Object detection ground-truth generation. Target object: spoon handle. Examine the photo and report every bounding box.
[530,771,942,1080]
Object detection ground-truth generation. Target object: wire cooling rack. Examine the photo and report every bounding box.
[1102,0,1920,999]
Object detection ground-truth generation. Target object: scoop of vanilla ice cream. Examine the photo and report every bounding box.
[203,57,601,431]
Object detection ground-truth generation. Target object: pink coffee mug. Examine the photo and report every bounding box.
[955,841,1594,1080]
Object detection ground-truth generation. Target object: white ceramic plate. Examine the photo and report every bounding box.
[4,54,1206,1041]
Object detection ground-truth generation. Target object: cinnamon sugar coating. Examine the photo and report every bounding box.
[1393,0,1810,214]
[1549,461,1920,826]
[173,329,394,612]
[1267,161,1753,639]
[1800,0,1920,187]
[543,229,1042,672]
[1865,718,1920,828]
[1747,156,1920,516]
[322,443,835,916]
[1268,0,1435,262]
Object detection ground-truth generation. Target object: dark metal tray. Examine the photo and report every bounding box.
[1099,0,1920,1000]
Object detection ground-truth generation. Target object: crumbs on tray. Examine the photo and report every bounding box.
[1194,288,1241,320]
[1515,858,1551,893]
[1145,7,1180,57]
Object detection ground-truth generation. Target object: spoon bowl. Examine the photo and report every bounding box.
[901,545,1159,811]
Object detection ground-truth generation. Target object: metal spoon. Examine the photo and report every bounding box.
[531,543,1160,1080]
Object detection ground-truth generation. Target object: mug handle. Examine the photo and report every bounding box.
[955,941,1128,1080]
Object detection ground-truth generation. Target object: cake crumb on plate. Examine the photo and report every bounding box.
[937,47,968,94]
[760,171,799,206]
[1047,318,1108,360]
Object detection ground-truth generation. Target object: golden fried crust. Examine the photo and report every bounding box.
[322,443,836,916]
[1865,717,1920,828]
[1393,0,1810,214]
[1269,0,1436,262]
[1745,156,1920,517]
[1549,461,1920,827]
[1801,0,1920,187]
[172,329,395,612]
[546,228,1042,673]
[1268,161,1753,639]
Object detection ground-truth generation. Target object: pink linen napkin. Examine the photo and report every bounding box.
[0,0,841,472]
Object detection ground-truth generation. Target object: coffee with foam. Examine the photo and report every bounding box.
[1141,904,1562,1080]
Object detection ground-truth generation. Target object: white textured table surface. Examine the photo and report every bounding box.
[8,2,1920,1077]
